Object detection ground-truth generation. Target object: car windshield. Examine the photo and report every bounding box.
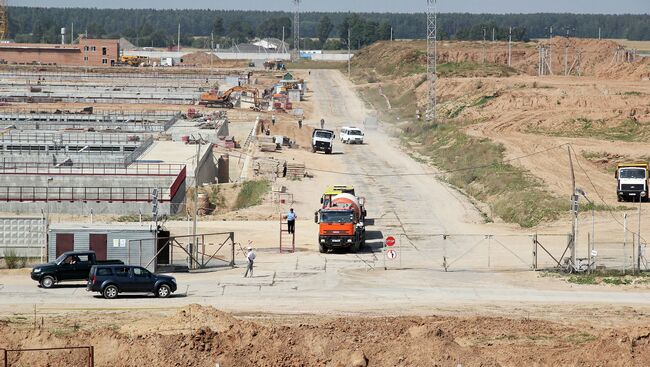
[620,169,646,179]
[321,210,354,223]
[315,131,333,139]
[348,130,362,135]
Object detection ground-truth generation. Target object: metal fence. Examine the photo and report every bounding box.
[129,232,235,272]
[377,232,650,273]
[0,186,171,202]
[0,162,184,176]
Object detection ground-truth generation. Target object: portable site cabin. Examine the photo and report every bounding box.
[48,223,170,272]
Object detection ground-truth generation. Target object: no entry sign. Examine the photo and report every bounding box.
[385,236,396,247]
[386,249,397,260]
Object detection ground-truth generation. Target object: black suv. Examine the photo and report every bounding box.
[87,265,177,299]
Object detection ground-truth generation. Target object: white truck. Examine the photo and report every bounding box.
[312,129,335,154]
[616,162,649,202]
[340,127,364,144]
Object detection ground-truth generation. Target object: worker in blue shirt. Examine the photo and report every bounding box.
[286,208,297,234]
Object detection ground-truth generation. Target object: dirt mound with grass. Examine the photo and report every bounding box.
[181,52,247,68]
[2,305,650,366]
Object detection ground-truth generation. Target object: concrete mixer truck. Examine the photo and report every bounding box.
[315,193,366,253]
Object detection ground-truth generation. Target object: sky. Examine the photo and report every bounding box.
[14,0,650,14]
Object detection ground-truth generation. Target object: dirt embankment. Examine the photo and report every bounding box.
[2,304,650,366]
[354,39,650,81]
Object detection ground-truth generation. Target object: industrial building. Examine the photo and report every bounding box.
[0,37,120,66]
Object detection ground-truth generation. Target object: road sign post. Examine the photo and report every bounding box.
[384,236,398,270]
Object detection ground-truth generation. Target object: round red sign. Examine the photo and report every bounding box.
[385,236,396,247]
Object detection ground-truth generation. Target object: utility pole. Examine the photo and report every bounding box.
[482,27,486,63]
[191,136,202,270]
[390,27,393,41]
[638,192,645,274]
[492,27,495,42]
[71,22,74,44]
[347,28,351,78]
[565,29,569,76]
[568,146,577,268]
[210,32,214,71]
[507,26,512,67]
[426,0,437,122]
[293,0,301,58]
[177,23,181,52]
[548,26,553,75]
[623,213,634,274]
[598,27,601,40]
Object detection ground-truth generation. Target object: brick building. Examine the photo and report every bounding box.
[0,37,120,66]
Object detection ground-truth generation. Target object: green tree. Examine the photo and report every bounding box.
[256,17,291,39]
[213,17,224,36]
[317,16,334,44]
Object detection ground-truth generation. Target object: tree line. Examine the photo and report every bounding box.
[8,6,650,49]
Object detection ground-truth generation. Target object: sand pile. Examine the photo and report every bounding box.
[2,305,650,366]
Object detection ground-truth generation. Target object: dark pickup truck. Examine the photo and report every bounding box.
[31,251,123,288]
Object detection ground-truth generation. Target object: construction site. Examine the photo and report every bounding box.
[0,1,650,366]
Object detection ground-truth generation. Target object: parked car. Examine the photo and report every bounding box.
[340,127,364,144]
[87,265,177,299]
[31,251,124,288]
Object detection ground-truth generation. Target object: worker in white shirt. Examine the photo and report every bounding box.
[286,208,297,234]
[244,246,256,278]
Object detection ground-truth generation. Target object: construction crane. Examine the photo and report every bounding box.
[0,0,8,41]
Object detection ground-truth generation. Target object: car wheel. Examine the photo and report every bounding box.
[351,241,361,253]
[40,275,55,288]
[156,284,172,298]
[103,285,119,299]
[319,243,327,253]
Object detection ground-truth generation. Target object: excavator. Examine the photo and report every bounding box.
[199,86,260,109]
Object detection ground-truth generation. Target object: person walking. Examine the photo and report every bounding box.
[272,115,276,126]
[320,118,325,129]
[244,246,256,278]
[298,119,303,129]
[286,208,297,234]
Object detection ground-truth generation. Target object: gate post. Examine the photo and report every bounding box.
[532,234,538,270]
[230,232,235,267]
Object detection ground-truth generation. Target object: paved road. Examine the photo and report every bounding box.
[1,70,649,319]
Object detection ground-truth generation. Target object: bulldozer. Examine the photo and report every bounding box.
[199,86,260,109]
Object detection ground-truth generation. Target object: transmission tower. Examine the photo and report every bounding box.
[293,0,301,55]
[426,0,437,122]
[0,0,8,41]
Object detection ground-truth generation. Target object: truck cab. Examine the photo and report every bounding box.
[615,163,649,202]
[312,129,335,154]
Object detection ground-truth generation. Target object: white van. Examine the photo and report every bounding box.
[340,127,364,144]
